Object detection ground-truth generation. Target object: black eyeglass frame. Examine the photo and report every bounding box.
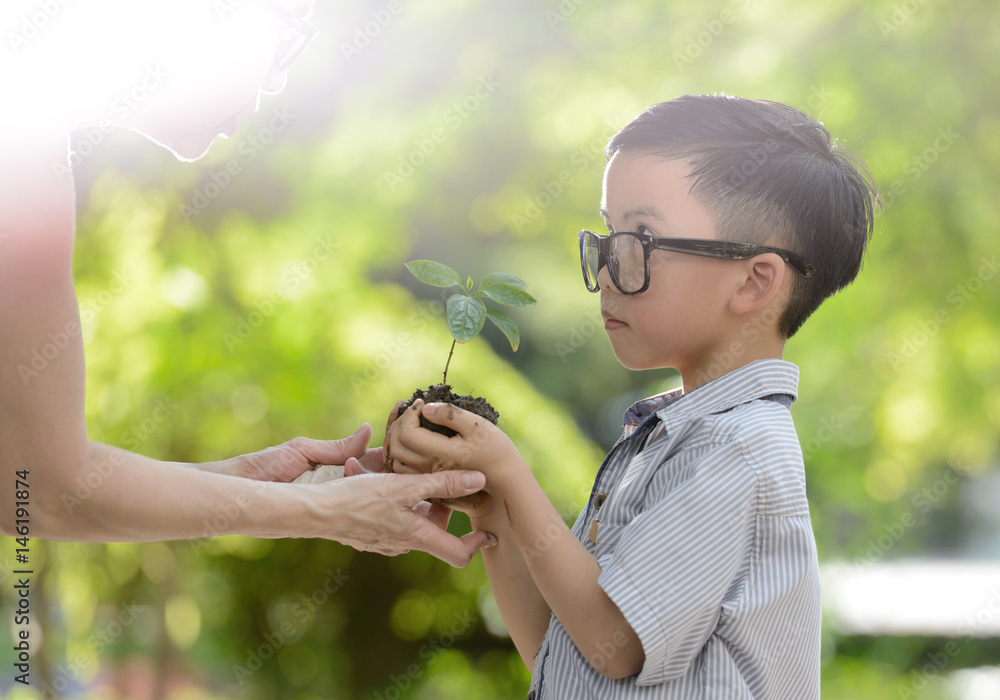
[579,228,817,295]
[260,0,319,70]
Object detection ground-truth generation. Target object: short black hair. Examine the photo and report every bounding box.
[606,94,878,338]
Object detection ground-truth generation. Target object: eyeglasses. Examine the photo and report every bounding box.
[579,227,816,295]
[261,0,319,70]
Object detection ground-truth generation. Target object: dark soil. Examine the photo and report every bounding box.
[397,383,499,437]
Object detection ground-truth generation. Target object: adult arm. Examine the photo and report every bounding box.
[0,124,491,567]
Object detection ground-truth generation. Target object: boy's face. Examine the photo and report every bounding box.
[598,153,745,376]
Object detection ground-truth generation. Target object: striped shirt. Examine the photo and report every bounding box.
[528,359,821,699]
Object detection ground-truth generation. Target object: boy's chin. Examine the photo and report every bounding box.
[611,349,670,372]
[611,351,652,372]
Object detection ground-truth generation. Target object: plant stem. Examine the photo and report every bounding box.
[442,339,456,385]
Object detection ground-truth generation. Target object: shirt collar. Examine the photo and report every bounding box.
[622,359,799,430]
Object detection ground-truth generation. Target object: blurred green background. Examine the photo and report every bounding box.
[4,0,1000,697]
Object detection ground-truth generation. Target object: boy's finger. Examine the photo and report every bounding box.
[386,439,431,472]
[390,399,450,467]
[384,400,405,433]
[419,402,473,434]
[389,460,422,476]
[390,400,424,440]
[435,490,491,514]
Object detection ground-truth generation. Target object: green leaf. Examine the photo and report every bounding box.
[477,283,537,307]
[447,295,486,343]
[487,308,520,352]
[405,260,462,288]
[480,272,528,290]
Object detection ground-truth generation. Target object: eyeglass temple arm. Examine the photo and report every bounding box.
[651,239,816,278]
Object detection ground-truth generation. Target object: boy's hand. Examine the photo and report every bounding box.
[387,399,524,494]
[384,400,498,518]
[381,400,405,468]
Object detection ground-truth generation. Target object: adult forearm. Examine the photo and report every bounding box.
[20,441,303,542]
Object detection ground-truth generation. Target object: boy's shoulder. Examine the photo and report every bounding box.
[654,359,799,427]
[644,360,807,493]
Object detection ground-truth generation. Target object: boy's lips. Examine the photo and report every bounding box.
[602,309,627,330]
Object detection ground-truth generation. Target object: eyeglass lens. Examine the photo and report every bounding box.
[583,232,647,294]
[584,234,601,290]
[610,234,645,292]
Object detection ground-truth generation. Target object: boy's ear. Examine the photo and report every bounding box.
[729,253,787,317]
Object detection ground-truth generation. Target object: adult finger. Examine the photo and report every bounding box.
[293,424,372,466]
[423,501,453,532]
[344,457,373,477]
[357,446,385,473]
[406,513,496,568]
[291,464,345,484]
[460,529,497,556]
[401,469,487,505]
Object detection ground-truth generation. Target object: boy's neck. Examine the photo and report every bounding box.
[681,334,786,393]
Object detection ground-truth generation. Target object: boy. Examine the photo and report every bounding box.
[387,94,878,697]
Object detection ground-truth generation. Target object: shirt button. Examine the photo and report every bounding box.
[527,692,536,700]
[594,492,608,509]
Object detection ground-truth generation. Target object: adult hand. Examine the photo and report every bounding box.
[210,424,374,482]
[312,469,496,568]
[340,412,496,559]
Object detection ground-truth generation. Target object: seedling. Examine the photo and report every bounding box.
[404,259,536,385]
[386,259,535,451]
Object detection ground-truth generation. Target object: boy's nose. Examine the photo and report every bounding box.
[596,264,618,294]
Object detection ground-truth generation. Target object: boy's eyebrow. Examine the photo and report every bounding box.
[599,206,667,224]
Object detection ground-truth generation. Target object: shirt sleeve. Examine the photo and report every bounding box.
[596,437,760,686]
